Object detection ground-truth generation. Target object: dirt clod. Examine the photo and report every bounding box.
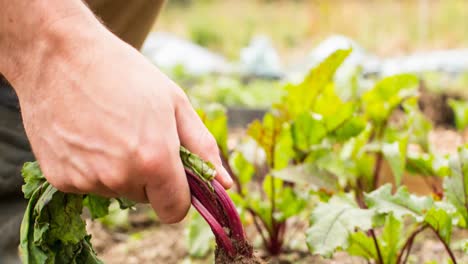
[215,247,265,264]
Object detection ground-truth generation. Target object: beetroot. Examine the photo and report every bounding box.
[181,147,263,263]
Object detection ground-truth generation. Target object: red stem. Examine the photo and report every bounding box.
[186,169,228,227]
[428,225,458,264]
[191,196,236,256]
[212,180,246,241]
[396,225,427,264]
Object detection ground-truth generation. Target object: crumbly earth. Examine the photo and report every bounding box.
[215,249,265,264]
[214,243,265,264]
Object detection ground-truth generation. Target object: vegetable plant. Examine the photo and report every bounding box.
[199,49,468,263]
[307,145,468,264]
[283,50,467,263]
[20,147,262,264]
[198,50,363,256]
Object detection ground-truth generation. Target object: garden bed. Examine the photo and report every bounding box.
[87,127,468,264]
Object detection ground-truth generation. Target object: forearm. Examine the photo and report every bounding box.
[0,0,102,90]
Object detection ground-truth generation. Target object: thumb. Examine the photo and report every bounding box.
[175,96,233,189]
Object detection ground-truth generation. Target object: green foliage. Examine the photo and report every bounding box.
[306,182,462,263]
[188,76,283,109]
[196,49,446,257]
[83,195,111,220]
[348,214,403,263]
[20,162,105,264]
[382,138,408,186]
[197,104,229,156]
[362,74,419,124]
[443,146,468,227]
[379,214,403,264]
[278,49,351,118]
[306,195,374,257]
[448,99,468,131]
[364,184,433,221]
[425,208,453,245]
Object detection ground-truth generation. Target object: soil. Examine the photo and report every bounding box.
[215,248,265,264]
[418,83,464,127]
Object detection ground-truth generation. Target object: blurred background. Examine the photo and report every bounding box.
[157,0,468,58]
[139,0,468,119]
[91,1,468,263]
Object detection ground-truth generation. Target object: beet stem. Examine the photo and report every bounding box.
[191,196,236,257]
[212,180,246,241]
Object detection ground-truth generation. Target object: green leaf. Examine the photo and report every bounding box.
[180,146,217,191]
[331,115,366,142]
[347,231,377,260]
[363,74,419,124]
[460,239,468,254]
[380,214,403,264]
[443,146,468,226]
[278,49,351,118]
[99,201,131,230]
[187,211,214,258]
[84,194,111,220]
[272,163,339,191]
[312,83,356,131]
[382,137,408,186]
[448,99,468,131]
[115,197,136,209]
[274,124,295,170]
[406,151,436,176]
[20,163,104,264]
[291,112,327,153]
[247,113,282,166]
[262,175,283,200]
[274,187,307,222]
[247,197,274,231]
[403,98,432,151]
[406,151,451,179]
[230,152,255,188]
[197,104,229,156]
[21,162,46,199]
[364,184,434,221]
[306,195,375,257]
[424,208,452,245]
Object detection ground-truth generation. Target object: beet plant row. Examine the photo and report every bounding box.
[196,49,468,263]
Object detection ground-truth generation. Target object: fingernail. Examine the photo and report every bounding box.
[221,166,233,187]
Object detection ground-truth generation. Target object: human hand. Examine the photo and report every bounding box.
[1,2,232,223]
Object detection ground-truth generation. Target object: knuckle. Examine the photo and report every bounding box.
[159,199,190,224]
[198,130,220,159]
[173,88,190,108]
[104,173,129,193]
[135,145,167,177]
[48,177,73,193]
[100,166,129,193]
[204,134,219,153]
[71,175,94,193]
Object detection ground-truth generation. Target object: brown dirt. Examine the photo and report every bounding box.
[418,84,464,127]
[215,247,265,264]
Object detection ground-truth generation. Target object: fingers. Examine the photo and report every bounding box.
[139,123,191,224]
[174,92,233,189]
[41,158,118,198]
